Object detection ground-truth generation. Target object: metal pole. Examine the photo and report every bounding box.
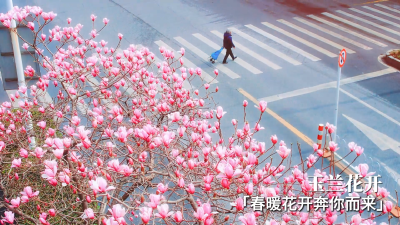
[6,0,36,149]
[333,63,341,143]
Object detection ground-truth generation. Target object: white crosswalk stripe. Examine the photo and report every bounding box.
[363,6,400,21]
[322,12,400,45]
[336,10,400,37]
[375,4,400,14]
[227,27,302,65]
[293,17,372,50]
[348,8,400,29]
[262,21,337,57]
[192,33,262,74]
[308,15,387,47]
[278,19,355,53]
[210,30,282,70]
[174,36,241,79]
[245,24,320,61]
[155,40,218,84]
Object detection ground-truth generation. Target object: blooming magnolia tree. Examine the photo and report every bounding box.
[0,5,397,225]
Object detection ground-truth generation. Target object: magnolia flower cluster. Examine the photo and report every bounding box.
[0,5,394,225]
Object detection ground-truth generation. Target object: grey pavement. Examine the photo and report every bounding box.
[1,0,400,218]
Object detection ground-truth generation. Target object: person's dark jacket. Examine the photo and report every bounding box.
[223,32,235,49]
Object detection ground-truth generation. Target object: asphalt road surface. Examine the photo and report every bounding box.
[1,0,400,215]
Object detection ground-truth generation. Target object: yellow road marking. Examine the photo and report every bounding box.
[238,88,314,146]
[355,0,388,5]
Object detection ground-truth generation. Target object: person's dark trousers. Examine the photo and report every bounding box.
[222,48,234,63]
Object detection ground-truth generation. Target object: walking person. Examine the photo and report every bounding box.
[222,29,237,64]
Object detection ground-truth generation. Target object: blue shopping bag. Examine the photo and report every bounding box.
[211,47,224,60]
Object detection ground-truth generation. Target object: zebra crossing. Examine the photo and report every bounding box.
[3,3,400,107]
[148,3,400,85]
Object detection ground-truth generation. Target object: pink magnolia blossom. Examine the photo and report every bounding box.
[20,186,39,203]
[89,177,115,193]
[351,214,362,225]
[325,122,336,134]
[355,145,364,156]
[83,208,95,219]
[217,162,242,179]
[377,188,390,198]
[146,194,161,209]
[193,206,208,221]
[52,149,64,159]
[11,158,21,168]
[329,141,339,152]
[37,121,46,129]
[357,164,375,177]
[277,145,291,159]
[215,106,226,119]
[239,212,256,225]
[114,126,133,143]
[107,159,121,172]
[255,100,267,112]
[157,183,168,194]
[109,204,126,221]
[385,201,393,212]
[186,183,195,194]
[31,147,47,158]
[174,211,183,222]
[2,211,14,224]
[10,197,20,208]
[139,207,152,224]
[155,204,174,218]
[232,197,244,211]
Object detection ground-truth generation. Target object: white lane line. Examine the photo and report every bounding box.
[155,40,218,84]
[259,67,396,103]
[261,21,337,57]
[228,27,302,65]
[349,8,400,29]
[294,17,372,50]
[363,6,400,21]
[340,88,400,127]
[322,12,400,45]
[278,19,355,53]
[210,30,282,70]
[174,36,241,79]
[308,15,387,47]
[244,24,320,61]
[375,4,400,14]
[336,10,400,36]
[192,33,262,74]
